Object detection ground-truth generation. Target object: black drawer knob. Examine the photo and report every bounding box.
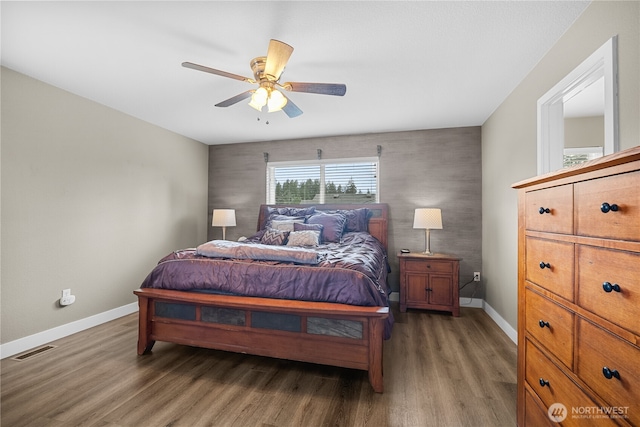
[601,202,619,213]
[602,282,621,293]
[539,320,550,329]
[539,262,551,269]
[539,378,550,387]
[539,207,551,214]
[602,367,620,380]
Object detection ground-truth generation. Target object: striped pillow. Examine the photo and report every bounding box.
[260,228,289,245]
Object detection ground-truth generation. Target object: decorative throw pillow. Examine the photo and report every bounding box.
[260,228,289,245]
[286,230,320,247]
[336,208,370,232]
[307,211,347,243]
[260,207,316,230]
[244,229,266,243]
[294,222,324,243]
[270,218,304,232]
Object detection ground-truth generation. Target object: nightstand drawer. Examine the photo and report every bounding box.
[525,184,573,234]
[576,319,640,425]
[575,170,640,242]
[577,245,640,336]
[525,288,574,369]
[402,259,453,273]
[525,237,574,301]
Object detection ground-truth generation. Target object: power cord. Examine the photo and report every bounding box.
[459,277,475,290]
[459,276,481,306]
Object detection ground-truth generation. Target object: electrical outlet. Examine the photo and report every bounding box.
[473,272,481,282]
[60,289,75,306]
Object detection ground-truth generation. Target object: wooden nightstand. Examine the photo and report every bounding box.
[398,252,460,316]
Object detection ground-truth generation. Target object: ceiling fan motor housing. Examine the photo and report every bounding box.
[251,56,275,84]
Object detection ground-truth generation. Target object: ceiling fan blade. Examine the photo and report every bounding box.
[281,93,303,118]
[182,62,255,84]
[215,90,254,108]
[282,82,346,96]
[264,39,294,81]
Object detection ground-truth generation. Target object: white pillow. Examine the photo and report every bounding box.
[286,230,320,247]
[270,219,303,232]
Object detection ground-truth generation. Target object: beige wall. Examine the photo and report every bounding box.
[209,127,483,297]
[1,67,209,343]
[564,116,605,149]
[481,1,640,329]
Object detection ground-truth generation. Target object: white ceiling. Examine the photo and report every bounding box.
[1,1,590,145]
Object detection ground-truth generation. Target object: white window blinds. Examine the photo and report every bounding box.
[267,157,379,204]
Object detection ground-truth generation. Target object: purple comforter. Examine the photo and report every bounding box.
[140,232,393,337]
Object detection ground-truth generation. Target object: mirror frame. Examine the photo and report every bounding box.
[537,36,618,175]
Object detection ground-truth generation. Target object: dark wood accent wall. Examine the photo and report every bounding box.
[208,127,482,296]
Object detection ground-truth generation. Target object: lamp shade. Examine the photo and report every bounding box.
[212,209,236,227]
[267,89,288,112]
[413,208,442,230]
[248,87,268,111]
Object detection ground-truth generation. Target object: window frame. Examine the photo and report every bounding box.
[266,156,380,204]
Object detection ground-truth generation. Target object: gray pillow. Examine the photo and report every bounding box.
[307,212,346,243]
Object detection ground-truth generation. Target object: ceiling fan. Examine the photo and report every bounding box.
[182,39,346,118]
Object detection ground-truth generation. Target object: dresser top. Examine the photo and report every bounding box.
[512,145,640,189]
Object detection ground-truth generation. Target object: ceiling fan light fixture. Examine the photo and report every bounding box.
[249,87,268,111]
[267,89,287,112]
[184,39,345,118]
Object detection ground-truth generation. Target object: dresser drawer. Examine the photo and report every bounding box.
[525,237,574,301]
[575,170,640,242]
[525,288,574,368]
[524,389,554,427]
[576,319,639,425]
[401,259,453,273]
[525,340,611,426]
[524,383,617,427]
[577,245,640,336]
[525,184,573,234]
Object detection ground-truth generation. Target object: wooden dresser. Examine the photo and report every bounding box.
[513,146,640,426]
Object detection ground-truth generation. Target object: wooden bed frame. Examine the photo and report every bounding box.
[134,203,390,392]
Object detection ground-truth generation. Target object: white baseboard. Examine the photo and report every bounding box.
[482,300,517,344]
[459,297,484,308]
[0,302,138,359]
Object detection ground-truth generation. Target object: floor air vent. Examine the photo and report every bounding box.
[11,345,57,361]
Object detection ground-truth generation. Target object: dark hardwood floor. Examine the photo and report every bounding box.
[1,303,517,426]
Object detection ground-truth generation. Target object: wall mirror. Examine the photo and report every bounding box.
[537,36,618,174]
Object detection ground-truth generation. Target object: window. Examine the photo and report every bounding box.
[267,157,379,204]
[563,146,603,168]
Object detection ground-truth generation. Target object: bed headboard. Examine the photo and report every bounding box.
[257,203,389,250]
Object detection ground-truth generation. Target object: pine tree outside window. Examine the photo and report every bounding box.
[266,157,379,204]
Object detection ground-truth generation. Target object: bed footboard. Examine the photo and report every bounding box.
[134,288,388,392]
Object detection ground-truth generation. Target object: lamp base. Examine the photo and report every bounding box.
[423,229,434,255]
